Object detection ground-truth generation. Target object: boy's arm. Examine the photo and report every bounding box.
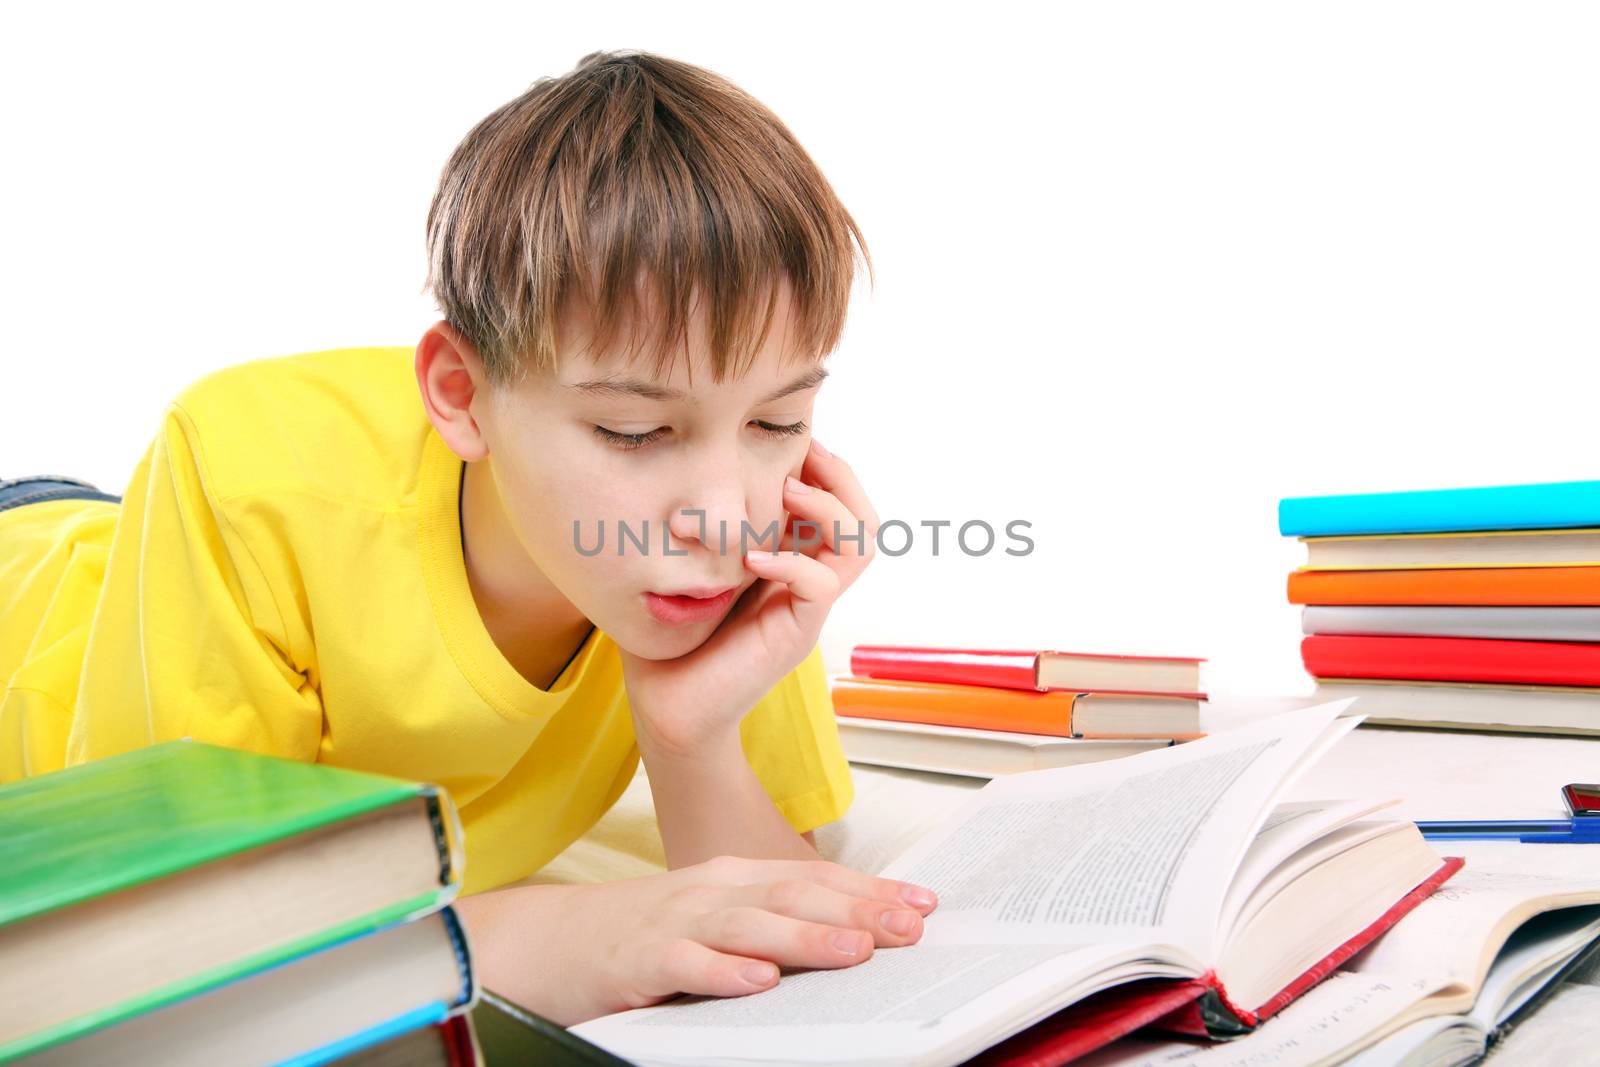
[636,726,822,867]
[634,642,851,867]
[65,403,323,765]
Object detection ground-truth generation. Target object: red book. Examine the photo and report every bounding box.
[849,645,1207,699]
[1302,634,1600,687]
[970,857,1463,1066]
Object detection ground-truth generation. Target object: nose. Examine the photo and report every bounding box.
[664,452,756,561]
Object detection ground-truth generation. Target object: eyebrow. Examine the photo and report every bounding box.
[567,365,829,405]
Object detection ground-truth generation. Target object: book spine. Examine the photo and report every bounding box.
[1300,605,1600,643]
[849,646,1042,691]
[1278,480,1600,536]
[830,676,1077,737]
[1287,566,1600,606]
[1303,634,1600,687]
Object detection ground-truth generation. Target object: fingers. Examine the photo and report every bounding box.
[622,858,942,1007]
[802,439,881,544]
[782,475,873,566]
[691,905,876,970]
[685,855,939,916]
[742,547,838,633]
[733,878,925,948]
[783,859,940,917]
[633,937,780,1002]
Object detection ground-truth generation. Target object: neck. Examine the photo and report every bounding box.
[459,457,594,691]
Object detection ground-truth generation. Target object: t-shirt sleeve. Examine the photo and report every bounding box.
[64,402,324,765]
[737,643,855,835]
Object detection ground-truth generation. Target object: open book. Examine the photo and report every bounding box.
[1072,842,1600,1067]
[572,702,1458,1066]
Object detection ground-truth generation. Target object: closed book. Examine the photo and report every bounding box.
[1287,566,1600,606]
[1279,479,1600,536]
[468,989,633,1066]
[1302,634,1600,688]
[848,645,1206,699]
[830,676,1202,739]
[335,1013,479,1066]
[1301,605,1600,643]
[1299,528,1600,571]
[835,716,1175,778]
[0,739,463,1063]
[1314,678,1600,736]
[22,907,475,1067]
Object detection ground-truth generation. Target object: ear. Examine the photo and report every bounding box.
[416,320,491,462]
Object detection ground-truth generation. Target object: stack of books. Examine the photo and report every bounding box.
[1280,478,1600,736]
[829,644,1207,777]
[0,740,477,1066]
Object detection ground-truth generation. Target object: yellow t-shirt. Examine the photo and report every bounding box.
[0,346,854,894]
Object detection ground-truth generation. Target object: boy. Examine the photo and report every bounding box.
[0,50,937,1024]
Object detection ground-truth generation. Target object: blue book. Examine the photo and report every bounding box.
[1279,480,1600,537]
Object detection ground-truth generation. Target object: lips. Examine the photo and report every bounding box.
[643,585,740,625]
[655,585,739,599]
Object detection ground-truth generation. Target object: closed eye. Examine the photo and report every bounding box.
[593,420,808,452]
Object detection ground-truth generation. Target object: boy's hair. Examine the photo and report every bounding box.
[424,50,871,388]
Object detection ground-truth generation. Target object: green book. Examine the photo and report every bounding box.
[0,739,464,1062]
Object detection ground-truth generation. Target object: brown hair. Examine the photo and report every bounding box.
[424,49,871,388]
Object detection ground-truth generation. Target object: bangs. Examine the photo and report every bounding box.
[426,51,871,387]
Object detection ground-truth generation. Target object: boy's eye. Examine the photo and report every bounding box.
[592,420,808,451]
[592,425,668,451]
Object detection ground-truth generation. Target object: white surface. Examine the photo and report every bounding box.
[1284,727,1600,822]
[6,3,1600,699]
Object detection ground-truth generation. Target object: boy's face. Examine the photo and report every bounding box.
[473,285,823,661]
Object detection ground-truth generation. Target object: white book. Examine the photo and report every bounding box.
[1299,528,1600,570]
[1302,605,1600,643]
[1315,679,1600,737]
[836,716,1173,778]
[573,703,1452,1067]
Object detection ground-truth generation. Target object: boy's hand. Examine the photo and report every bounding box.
[457,855,938,1027]
[621,439,879,758]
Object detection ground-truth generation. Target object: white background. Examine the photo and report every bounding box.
[4,2,1597,697]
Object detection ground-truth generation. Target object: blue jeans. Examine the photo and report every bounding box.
[0,475,122,514]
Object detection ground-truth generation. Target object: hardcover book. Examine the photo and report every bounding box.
[831,676,1203,740]
[0,740,464,1062]
[1279,480,1600,537]
[849,646,1206,699]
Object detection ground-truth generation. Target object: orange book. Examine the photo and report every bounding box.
[828,676,1202,739]
[1287,566,1600,606]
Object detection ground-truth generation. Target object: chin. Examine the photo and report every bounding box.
[615,621,716,660]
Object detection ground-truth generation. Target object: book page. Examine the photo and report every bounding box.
[572,941,1149,1067]
[879,702,1356,956]
[1486,946,1600,1064]
[1347,841,1600,993]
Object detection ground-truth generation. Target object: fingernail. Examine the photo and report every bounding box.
[881,910,919,936]
[901,886,937,910]
[785,475,811,495]
[830,931,867,956]
[742,962,777,986]
[746,549,774,561]
[809,438,831,459]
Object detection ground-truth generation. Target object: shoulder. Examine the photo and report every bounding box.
[165,345,426,505]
